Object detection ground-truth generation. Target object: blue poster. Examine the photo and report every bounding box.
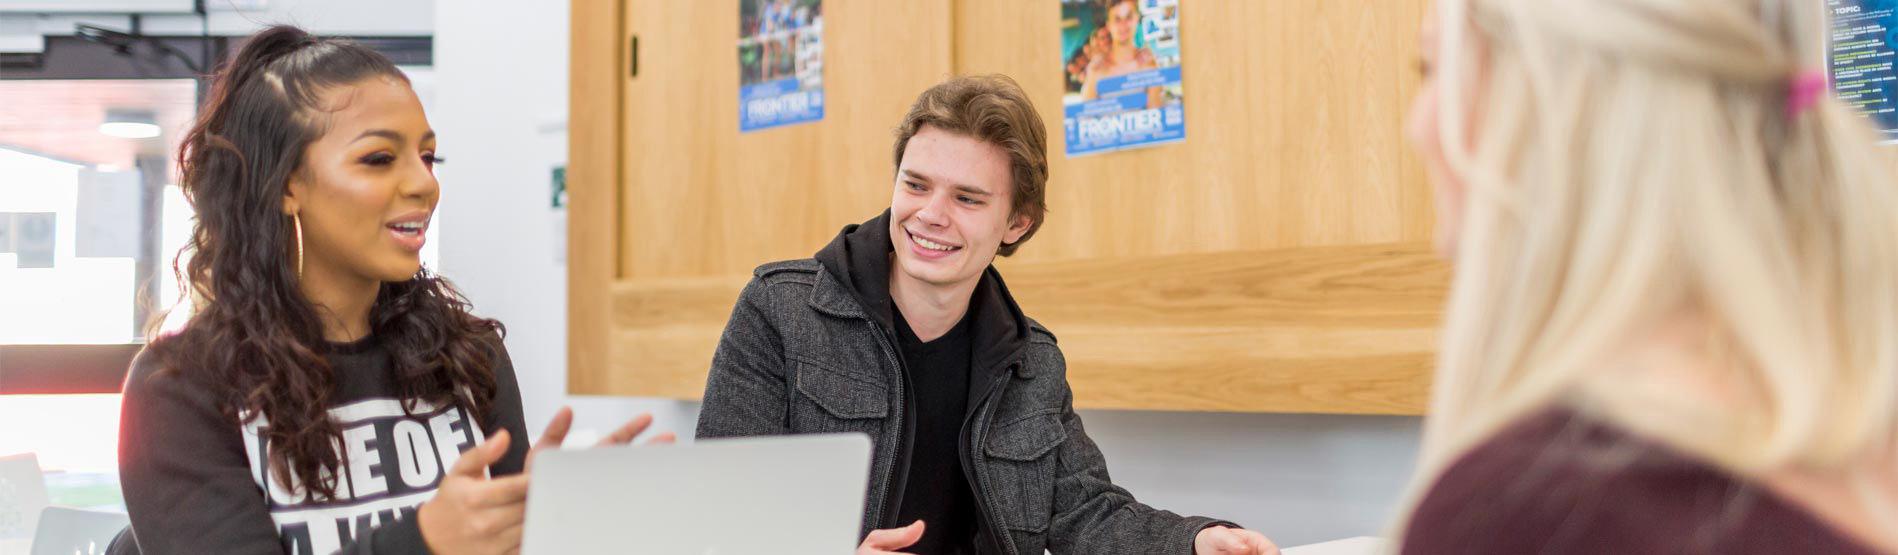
[1060,0,1184,156]
[1828,0,1898,140]
[738,0,824,132]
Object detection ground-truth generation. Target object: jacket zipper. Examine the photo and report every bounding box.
[960,360,1018,555]
[865,320,915,531]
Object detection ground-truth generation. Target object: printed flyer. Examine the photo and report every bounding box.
[1828,0,1898,140]
[739,0,824,132]
[1061,0,1184,156]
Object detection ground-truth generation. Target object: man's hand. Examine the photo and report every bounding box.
[1195,525,1279,555]
[857,520,925,555]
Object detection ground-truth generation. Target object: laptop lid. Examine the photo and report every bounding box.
[523,433,873,555]
[29,507,128,555]
[0,453,50,550]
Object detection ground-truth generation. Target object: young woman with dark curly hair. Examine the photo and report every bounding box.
[117,25,670,555]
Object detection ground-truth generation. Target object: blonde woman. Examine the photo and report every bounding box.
[1398,0,1898,553]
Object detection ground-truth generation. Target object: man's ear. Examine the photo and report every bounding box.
[1003,212,1034,245]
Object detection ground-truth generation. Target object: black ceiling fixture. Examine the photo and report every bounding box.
[74,12,207,74]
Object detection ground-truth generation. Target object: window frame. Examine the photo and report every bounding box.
[1,32,430,395]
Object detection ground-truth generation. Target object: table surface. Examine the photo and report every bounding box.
[1283,536,1389,555]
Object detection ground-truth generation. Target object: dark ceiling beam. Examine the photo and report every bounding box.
[2,34,431,80]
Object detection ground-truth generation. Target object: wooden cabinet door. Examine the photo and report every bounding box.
[573,0,1445,413]
[619,0,952,280]
[573,0,954,397]
[950,0,1444,413]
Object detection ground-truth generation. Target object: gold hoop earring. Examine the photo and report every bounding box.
[293,213,304,278]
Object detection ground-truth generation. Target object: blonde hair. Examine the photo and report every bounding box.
[1406,0,1898,533]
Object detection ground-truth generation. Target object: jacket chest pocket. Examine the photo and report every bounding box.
[790,360,888,435]
[982,409,1067,533]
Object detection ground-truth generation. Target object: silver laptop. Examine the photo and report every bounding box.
[523,433,873,555]
[0,453,51,550]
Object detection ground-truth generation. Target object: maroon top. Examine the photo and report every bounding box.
[1401,409,1880,554]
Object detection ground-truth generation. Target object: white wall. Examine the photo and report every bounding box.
[432,2,1424,547]
[432,0,698,449]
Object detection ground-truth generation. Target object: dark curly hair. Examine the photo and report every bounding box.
[147,25,503,502]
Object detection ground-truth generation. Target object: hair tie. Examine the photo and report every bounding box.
[1787,70,1828,119]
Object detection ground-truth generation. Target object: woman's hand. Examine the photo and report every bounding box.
[417,430,530,555]
[418,408,679,554]
[525,407,678,472]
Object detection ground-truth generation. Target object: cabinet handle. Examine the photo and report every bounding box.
[629,35,639,78]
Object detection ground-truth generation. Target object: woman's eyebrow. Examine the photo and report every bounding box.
[350,129,406,145]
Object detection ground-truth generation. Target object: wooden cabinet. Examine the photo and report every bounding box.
[571,0,1445,414]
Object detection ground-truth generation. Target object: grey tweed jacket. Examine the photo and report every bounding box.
[696,214,1231,555]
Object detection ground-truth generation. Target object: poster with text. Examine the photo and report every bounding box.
[1829,0,1898,141]
[739,0,824,132]
[1062,0,1183,156]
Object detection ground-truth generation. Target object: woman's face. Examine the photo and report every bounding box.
[1106,0,1140,46]
[283,75,440,287]
[1405,10,1477,259]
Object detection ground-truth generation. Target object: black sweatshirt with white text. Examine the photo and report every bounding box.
[118,334,529,555]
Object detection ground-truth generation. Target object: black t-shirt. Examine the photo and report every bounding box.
[891,304,980,554]
[118,333,529,555]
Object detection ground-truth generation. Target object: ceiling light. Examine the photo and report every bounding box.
[100,109,160,139]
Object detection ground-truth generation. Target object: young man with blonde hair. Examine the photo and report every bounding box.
[698,75,1276,555]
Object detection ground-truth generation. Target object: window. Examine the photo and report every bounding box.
[0,79,199,513]
[0,80,198,345]
[0,23,437,547]
[1,68,441,518]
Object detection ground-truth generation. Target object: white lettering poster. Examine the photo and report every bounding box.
[739,0,825,132]
[1062,0,1184,156]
